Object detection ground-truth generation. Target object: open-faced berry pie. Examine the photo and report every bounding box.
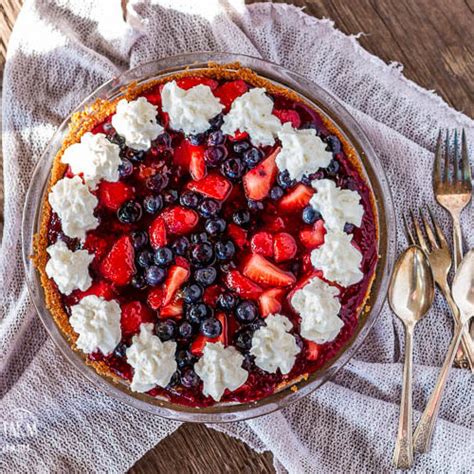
[35,64,378,407]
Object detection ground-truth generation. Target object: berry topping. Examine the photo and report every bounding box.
[145,265,167,286]
[235,300,258,324]
[148,216,167,248]
[227,223,248,249]
[258,288,285,317]
[161,206,199,235]
[214,79,249,111]
[162,261,191,306]
[273,109,301,128]
[278,184,314,213]
[117,200,142,224]
[143,194,164,215]
[299,220,326,249]
[98,181,134,211]
[305,341,321,361]
[155,319,177,341]
[160,297,184,319]
[195,267,217,287]
[100,235,136,286]
[154,247,174,267]
[176,76,218,90]
[224,269,263,299]
[250,232,274,257]
[187,173,232,201]
[242,254,296,287]
[188,145,207,180]
[242,147,279,201]
[121,301,154,336]
[273,232,297,262]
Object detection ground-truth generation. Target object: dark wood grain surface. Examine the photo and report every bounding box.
[0,0,472,472]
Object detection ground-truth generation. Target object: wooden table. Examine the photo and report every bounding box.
[1,1,472,472]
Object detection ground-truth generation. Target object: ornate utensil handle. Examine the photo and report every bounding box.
[413,323,465,453]
[393,326,414,469]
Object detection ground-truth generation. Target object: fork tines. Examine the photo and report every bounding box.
[403,208,448,253]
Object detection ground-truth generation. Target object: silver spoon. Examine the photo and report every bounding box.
[413,249,474,453]
[389,246,435,469]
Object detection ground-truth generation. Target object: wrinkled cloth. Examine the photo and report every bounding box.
[1,1,473,472]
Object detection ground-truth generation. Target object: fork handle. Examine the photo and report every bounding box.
[452,214,463,270]
[413,322,465,453]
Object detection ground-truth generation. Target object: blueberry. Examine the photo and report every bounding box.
[242,353,255,370]
[180,191,201,209]
[204,146,227,167]
[344,223,355,233]
[191,242,214,266]
[191,232,209,244]
[300,121,317,130]
[137,249,154,268]
[188,133,205,145]
[302,206,320,224]
[154,247,174,267]
[146,173,169,192]
[131,231,148,249]
[172,236,190,256]
[200,317,222,338]
[177,323,194,340]
[167,371,181,388]
[217,292,237,311]
[235,300,258,324]
[243,148,262,168]
[234,328,253,351]
[155,132,172,148]
[232,209,251,227]
[215,239,235,261]
[199,198,220,218]
[131,274,147,290]
[114,342,127,358]
[233,140,250,154]
[108,133,125,146]
[123,148,146,162]
[247,200,264,212]
[155,320,176,341]
[326,135,342,154]
[221,158,244,180]
[186,302,211,323]
[269,186,284,201]
[117,200,142,223]
[182,283,203,303]
[103,122,114,134]
[143,194,163,214]
[118,158,134,178]
[145,265,166,286]
[207,130,225,146]
[277,170,295,189]
[163,189,178,204]
[326,159,340,176]
[194,267,217,287]
[290,261,301,276]
[205,218,226,236]
[176,349,195,368]
[209,113,224,130]
[181,368,200,388]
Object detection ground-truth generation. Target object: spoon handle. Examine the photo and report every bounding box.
[413,322,465,453]
[393,326,414,469]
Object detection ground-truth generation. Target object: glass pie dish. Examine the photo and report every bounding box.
[22,52,396,422]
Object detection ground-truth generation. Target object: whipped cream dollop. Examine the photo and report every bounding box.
[310,179,364,231]
[221,88,281,146]
[161,80,224,135]
[250,314,301,374]
[69,295,122,355]
[276,123,333,180]
[111,97,163,150]
[126,323,177,393]
[194,342,248,401]
[45,240,94,295]
[311,229,363,286]
[61,132,121,189]
[48,176,98,241]
[291,277,343,344]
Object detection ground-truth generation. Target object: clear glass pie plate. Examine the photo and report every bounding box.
[22,52,396,422]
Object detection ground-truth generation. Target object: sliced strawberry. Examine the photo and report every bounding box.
[162,262,191,306]
[227,223,248,249]
[190,312,227,356]
[121,301,154,337]
[278,184,314,213]
[227,130,249,142]
[273,232,297,262]
[288,270,325,303]
[159,297,184,319]
[203,284,223,306]
[72,280,116,302]
[147,287,164,311]
[224,269,263,299]
[98,181,134,211]
[265,216,286,232]
[187,173,232,201]
[306,341,321,361]
[100,236,135,286]
[243,147,280,200]
[250,232,274,257]
[161,206,199,235]
[176,76,219,91]
[242,254,296,287]
[149,216,167,248]
[258,288,286,317]
[214,80,248,111]
[83,234,110,262]
[173,140,192,168]
[299,220,326,249]
[273,109,302,128]
[189,146,207,180]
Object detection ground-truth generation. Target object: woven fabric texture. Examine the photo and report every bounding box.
[1,1,473,472]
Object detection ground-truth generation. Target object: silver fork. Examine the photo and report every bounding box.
[404,209,474,374]
[433,130,473,368]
